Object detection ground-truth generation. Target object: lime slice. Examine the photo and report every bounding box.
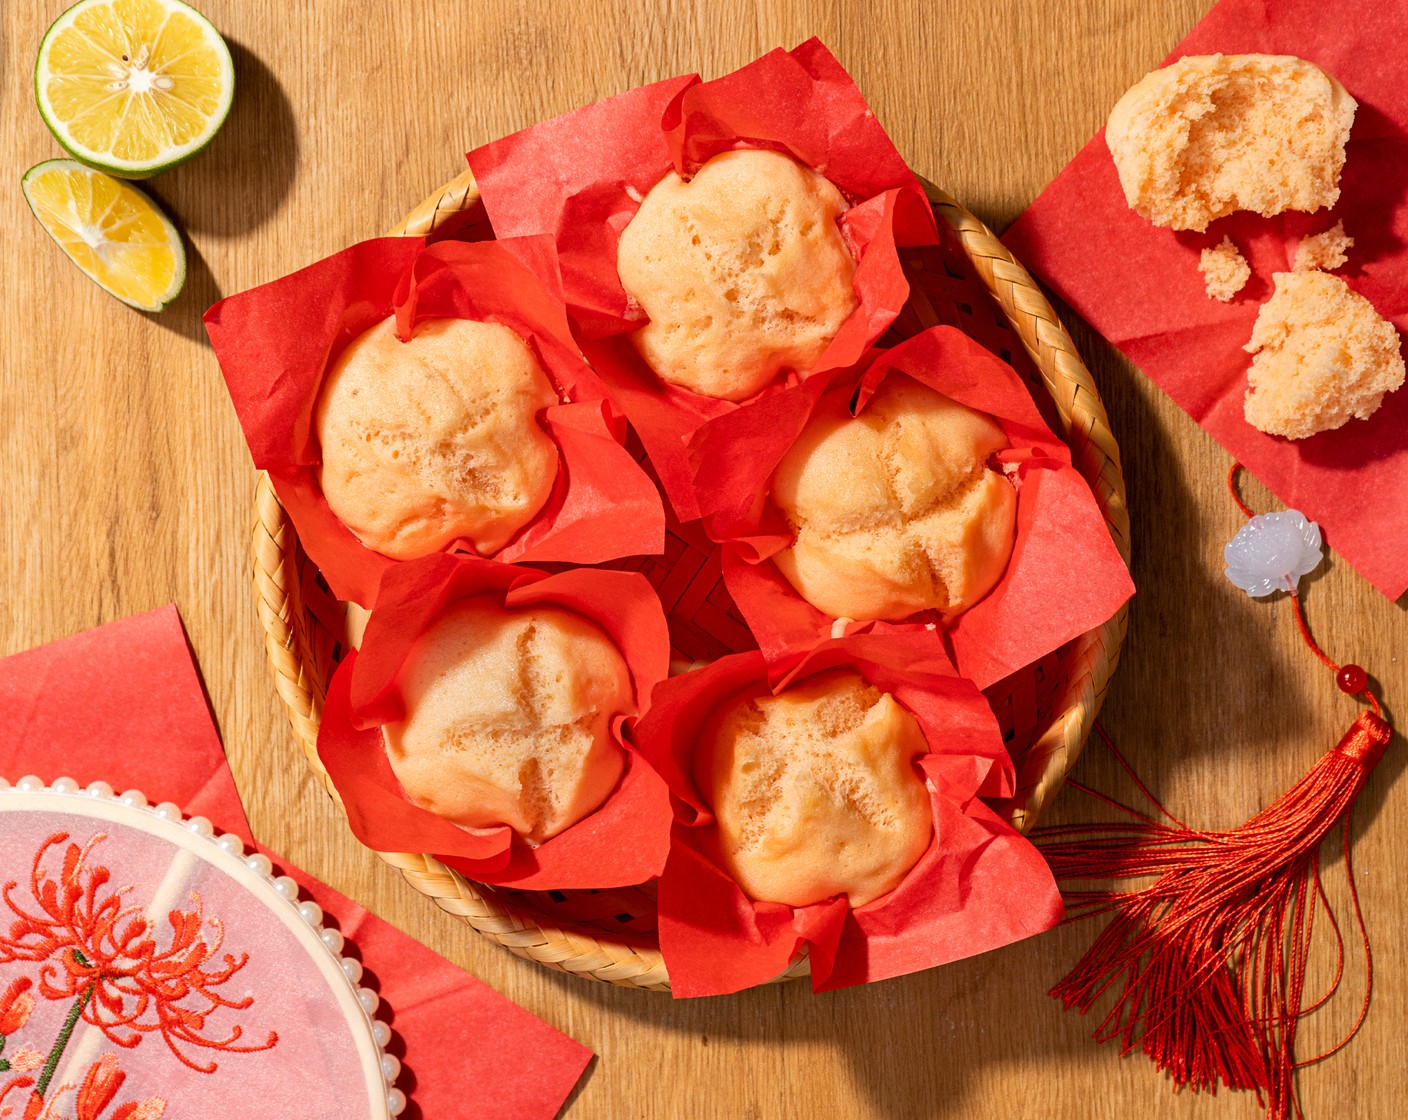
[35,0,235,179]
[23,159,186,311]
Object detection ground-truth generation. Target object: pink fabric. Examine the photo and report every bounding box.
[0,809,374,1119]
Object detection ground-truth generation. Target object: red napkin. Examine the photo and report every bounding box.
[1003,0,1408,600]
[633,631,1063,997]
[0,607,593,1120]
[468,38,937,519]
[205,235,664,606]
[688,326,1135,689]
[317,554,673,889]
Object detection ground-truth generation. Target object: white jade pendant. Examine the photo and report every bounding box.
[1223,510,1323,597]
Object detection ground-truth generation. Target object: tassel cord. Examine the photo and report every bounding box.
[1039,722,1385,1116]
[1030,466,1391,1118]
[1294,815,1372,1069]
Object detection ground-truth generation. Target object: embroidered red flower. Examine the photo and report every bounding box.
[0,980,33,1037]
[5,1055,166,1120]
[0,834,277,1074]
[74,1054,122,1120]
[0,1075,35,1120]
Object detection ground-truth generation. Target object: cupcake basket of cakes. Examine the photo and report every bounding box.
[208,39,1135,993]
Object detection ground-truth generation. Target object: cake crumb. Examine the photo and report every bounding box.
[1199,237,1251,301]
[1293,220,1353,271]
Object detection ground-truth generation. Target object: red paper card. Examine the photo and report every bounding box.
[1003,0,1408,600]
[0,608,592,1120]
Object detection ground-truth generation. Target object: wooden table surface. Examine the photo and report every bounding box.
[4,1,1406,1117]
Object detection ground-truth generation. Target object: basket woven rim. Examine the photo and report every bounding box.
[249,166,1130,991]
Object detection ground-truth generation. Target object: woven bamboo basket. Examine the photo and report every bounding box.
[249,167,1131,991]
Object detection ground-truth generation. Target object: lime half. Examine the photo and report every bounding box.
[23,159,186,311]
[35,0,235,179]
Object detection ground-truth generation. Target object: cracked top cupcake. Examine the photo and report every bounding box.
[616,149,858,402]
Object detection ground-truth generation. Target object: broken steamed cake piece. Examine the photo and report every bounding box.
[1199,236,1250,301]
[1106,54,1357,232]
[1293,220,1354,272]
[1243,270,1405,439]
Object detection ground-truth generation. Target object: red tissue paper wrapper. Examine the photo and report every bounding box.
[318,553,674,889]
[0,606,593,1120]
[632,630,1063,997]
[468,38,939,520]
[1003,0,1408,601]
[689,326,1135,690]
[205,235,665,606]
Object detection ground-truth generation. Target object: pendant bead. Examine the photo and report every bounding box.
[1337,664,1368,695]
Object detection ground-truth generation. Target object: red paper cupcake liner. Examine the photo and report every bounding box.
[468,38,939,519]
[687,325,1135,688]
[316,553,673,890]
[205,235,665,605]
[632,630,1062,996]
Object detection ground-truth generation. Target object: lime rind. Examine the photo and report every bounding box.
[34,0,236,180]
[22,158,187,312]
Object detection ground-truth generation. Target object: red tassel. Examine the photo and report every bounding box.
[1036,464,1393,1117]
[1036,712,1389,1116]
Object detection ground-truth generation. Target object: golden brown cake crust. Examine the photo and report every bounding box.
[316,316,559,560]
[700,670,932,908]
[770,374,1016,622]
[383,599,633,842]
[616,149,858,401]
[1106,54,1357,232]
[1243,270,1405,439]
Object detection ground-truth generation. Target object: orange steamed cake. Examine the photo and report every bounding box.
[699,671,933,908]
[616,149,859,402]
[316,316,559,560]
[1106,54,1356,232]
[770,374,1016,622]
[382,599,633,842]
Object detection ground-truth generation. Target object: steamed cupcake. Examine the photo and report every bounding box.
[383,598,634,842]
[770,374,1017,621]
[316,316,559,559]
[616,149,858,401]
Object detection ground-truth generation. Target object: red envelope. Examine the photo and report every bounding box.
[204,235,664,606]
[468,38,938,519]
[688,326,1135,689]
[0,607,592,1120]
[1002,0,1408,600]
[317,554,673,889]
[632,631,1063,997]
